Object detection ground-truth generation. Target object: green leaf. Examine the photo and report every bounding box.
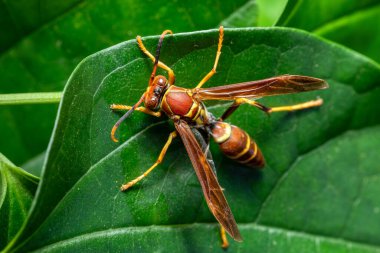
[314,5,380,63]
[221,0,259,27]
[0,0,256,165]
[276,0,380,63]
[0,153,39,251]
[21,152,46,178]
[221,0,288,28]
[256,0,288,26]
[0,0,82,52]
[257,126,380,247]
[5,27,380,252]
[10,223,380,252]
[276,0,379,31]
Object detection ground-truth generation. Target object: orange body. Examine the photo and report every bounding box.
[211,121,265,168]
[161,86,204,121]
[145,76,265,168]
[144,77,208,124]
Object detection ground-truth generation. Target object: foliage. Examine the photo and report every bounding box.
[1,0,380,252]
[0,153,38,250]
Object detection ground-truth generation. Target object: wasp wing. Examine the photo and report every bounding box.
[175,120,242,241]
[191,127,217,175]
[193,75,328,100]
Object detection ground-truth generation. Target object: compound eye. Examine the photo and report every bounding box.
[150,96,157,103]
[154,87,161,95]
[145,96,158,109]
[155,75,167,87]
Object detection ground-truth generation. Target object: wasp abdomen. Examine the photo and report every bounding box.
[211,121,265,168]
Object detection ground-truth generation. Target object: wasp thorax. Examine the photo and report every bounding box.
[145,75,169,109]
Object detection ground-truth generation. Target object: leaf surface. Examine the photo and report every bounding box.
[314,5,380,63]
[0,153,39,250]
[0,0,255,165]
[277,0,380,63]
[6,27,380,252]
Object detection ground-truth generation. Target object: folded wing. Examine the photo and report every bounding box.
[193,75,328,100]
[174,120,242,241]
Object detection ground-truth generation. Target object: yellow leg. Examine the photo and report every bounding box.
[220,226,229,249]
[268,98,323,113]
[110,104,161,117]
[120,131,177,191]
[136,36,175,85]
[220,98,323,121]
[234,98,270,112]
[195,26,224,89]
[110,104,162,117]
[235,97,323,113]
[219,97,269,120]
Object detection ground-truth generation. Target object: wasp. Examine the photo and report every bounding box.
[110,26,328,248]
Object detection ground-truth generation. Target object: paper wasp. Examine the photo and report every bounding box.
[110,27,328,247]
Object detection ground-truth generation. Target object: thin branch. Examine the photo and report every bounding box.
[0,92,62,105]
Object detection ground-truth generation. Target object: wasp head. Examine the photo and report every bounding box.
[144,75,169,110]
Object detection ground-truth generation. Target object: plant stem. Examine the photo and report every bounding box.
[0,92,62,105]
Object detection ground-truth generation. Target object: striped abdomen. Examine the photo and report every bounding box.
[211,121,265,168]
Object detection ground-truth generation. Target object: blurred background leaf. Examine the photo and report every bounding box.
[0,153,39,250]
[314,5,380,63]
[5,27,380,252]
[222,0,287,27]
[21,151,46,177]
[0,0,288,166]
[277,0,380,63]
[0,0,83,52]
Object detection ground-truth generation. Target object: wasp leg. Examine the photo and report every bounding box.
[220,226,229,249]
[267,98,323,113]
[219,102,242,121]
[195,26,224,89]
[110,104,162,117]
[120,131,177,191]
[218,97,261,121]
[220,98,323,121]
[136,36,175,85]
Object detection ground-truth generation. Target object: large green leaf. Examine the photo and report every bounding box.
[0,0,82,52]
[0,0,256,165]
[276,0,378,31]
[256,0,288,26]
[222,0,287,27]
[277,0,380,63]
[0,153,39,250]
[5,27,380,252]
[314,5,380,63]
[21,152,46,177]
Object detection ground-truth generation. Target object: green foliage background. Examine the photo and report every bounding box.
[1,0,380,252]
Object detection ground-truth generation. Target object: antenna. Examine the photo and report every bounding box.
[149,30,173,85]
